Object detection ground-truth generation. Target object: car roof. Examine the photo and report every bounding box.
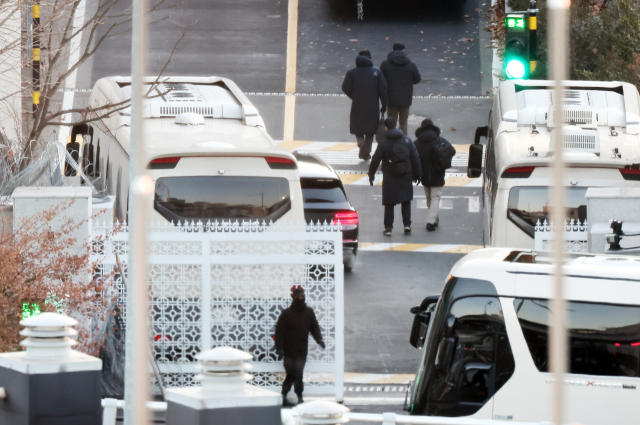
[293,152,340,180]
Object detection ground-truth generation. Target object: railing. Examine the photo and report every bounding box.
[534,219,588,253]
[92,220,345,400]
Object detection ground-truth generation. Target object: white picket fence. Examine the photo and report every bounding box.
[93,220,345,400]
[533,219,589,253]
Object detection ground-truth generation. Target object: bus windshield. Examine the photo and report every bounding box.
[507,187,588,238]
[514,298,640,377]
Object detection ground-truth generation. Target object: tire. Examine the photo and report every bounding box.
[344,250,356,272]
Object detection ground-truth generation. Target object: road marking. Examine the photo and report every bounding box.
[336,173,480,187]
[279,140,313,151]
[321,142,356,152]
[469,196,480,212]
[306,396,406,405]
[359,243,483,253]
[283,95,296,141]
[247,92,491,99]
[283,0,299,141]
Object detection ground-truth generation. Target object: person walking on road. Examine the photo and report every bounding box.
[368,118,421,236]
[380,43,421,136]
[275,286,325,407]
[342,50,389,160]
[414,118,456,231]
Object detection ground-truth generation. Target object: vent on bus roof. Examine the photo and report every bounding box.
[547,106,597,128]
[158,105,219,117]
[158,83,203,102]
[550,128,600,155]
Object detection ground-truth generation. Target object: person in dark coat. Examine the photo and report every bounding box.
[380,43,421,136]
[414,119,448,231]
[342,51,389,160]
[275,286,325,406]
[368,118,421,236]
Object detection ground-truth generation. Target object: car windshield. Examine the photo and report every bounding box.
[507,187,588,237]
[301,178,347,204]
[154,176,291,223]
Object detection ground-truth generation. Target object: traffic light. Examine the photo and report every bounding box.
[505,13,529,79]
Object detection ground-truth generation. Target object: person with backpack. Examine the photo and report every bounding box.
[368,118,421,236]
[414,118,456,231]
[342,50,389,160]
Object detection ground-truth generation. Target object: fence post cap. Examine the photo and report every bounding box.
[196,346,253,363]
[19,312,78,328]
[293,400,350,424]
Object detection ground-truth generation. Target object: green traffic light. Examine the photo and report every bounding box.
[505,59,526,79]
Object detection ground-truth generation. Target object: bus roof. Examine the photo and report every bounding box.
[495,80,640,172]
[449,248,640,305]
[90,76,294,164]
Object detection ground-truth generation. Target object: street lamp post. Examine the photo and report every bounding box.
[548,0,570,424]
[123,0,150,423]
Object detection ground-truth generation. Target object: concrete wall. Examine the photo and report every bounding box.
[12,187,92,249]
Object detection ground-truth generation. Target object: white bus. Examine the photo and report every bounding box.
[469,80,640,249]
[67,76,303,224]
[408,248,640,424]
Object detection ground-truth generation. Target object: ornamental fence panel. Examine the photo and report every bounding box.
[533,219,589,253]
[92,220,345,400]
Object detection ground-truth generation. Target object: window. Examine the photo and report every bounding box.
[300,178,348,205]
[154,176,291,223]
[426,296,515,417]
[507,187,588,238]
[514,298,640,377]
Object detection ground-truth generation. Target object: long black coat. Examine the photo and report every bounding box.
[380,51,421,107]
[414,125,447,187]
[342,55,389,135]
[275,304,324,358]
[368,128,422,205]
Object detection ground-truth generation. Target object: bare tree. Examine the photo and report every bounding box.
[0,0,187,165]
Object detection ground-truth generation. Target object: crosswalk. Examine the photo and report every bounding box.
[359,243,483,253]
[336,170,481,187]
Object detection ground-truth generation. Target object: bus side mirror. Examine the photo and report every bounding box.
[409,311,431,349]
[409,295,440,349]
[435,337,456,371]
[468,127,486,179]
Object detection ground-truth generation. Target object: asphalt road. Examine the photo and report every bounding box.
[73,0,493,411]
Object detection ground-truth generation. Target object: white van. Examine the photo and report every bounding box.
[470,80,640,249]
[68,76,303,224]
[408,248,640,424]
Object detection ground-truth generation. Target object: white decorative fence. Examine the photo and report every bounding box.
[93,221,344,400]
[534,219,588,253]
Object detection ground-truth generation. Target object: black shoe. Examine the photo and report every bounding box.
[383,227,392,236]
[426,223,436,231]
[434,222,439,228]
[282,397,296,407]
[297,395,305,404]
[404,226,411,234]
[363,154,371,160]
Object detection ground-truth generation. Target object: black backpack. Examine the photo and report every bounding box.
[432,138,456,171]
[388,137,411,176]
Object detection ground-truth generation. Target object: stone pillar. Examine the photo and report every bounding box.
[0,312,103,425]
[165,347,281,425]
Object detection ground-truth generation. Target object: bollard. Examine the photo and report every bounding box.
[0,312,103,425]
[292,400,350,424]
[165,346,281,425]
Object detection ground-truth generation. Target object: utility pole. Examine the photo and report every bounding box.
[32,0,40,114]
[123,0,150,422]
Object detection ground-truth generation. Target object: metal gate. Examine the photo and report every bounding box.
[94,221,344,400]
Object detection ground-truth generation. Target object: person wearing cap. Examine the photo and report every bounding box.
[368,117,421,236]
[275,286,325,406]
[342,49,389,160]
[380,43,421,136]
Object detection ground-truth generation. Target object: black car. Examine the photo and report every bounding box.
[294,152,359,271]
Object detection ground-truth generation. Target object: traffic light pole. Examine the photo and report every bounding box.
[528,0,538,74]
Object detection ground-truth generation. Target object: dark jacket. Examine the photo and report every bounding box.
[342,55,389,135]
[368,128,422,205]
[380,51,421,107]
[275,303,324,358]
[414,124,447,187]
